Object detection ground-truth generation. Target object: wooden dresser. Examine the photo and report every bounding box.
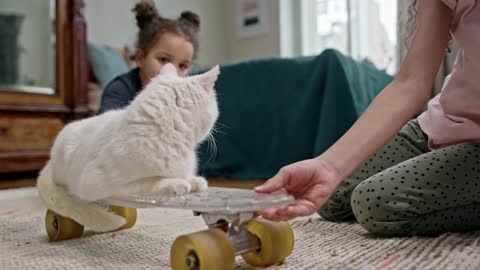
[0,0,90,174]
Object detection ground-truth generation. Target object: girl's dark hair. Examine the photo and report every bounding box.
[132,0,200,58]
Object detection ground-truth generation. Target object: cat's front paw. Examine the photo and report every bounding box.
[186,176,208,192]
[163,179,192,196]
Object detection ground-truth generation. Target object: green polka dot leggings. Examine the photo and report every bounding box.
[318,119,480,236]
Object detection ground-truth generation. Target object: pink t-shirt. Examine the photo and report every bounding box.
[418,0,480,149]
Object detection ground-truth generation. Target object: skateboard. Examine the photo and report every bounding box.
[44,187,295,270]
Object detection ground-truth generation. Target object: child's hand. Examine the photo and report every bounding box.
[255,158,341,221]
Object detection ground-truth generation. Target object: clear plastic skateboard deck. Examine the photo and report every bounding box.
[101,187,294,214]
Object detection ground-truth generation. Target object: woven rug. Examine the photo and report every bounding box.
[1,188,480,270]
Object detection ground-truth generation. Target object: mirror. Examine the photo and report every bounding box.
[0,0,55,95]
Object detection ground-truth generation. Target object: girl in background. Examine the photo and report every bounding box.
[98,0,200,114]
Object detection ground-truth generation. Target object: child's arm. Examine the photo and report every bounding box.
[320,0,453,181]
[256,1,456,220]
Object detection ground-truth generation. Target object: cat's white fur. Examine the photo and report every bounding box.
[37,63,220,232]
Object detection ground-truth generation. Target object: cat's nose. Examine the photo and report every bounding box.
[160,63,178,77]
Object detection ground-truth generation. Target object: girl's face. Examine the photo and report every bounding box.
[136,32,194,86]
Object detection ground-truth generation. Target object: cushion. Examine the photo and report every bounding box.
[87,43,129,88]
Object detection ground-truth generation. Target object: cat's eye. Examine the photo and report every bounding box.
[179,64,189,70]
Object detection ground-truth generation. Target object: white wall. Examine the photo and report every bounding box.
[84,0,229,66]
[224,0,281,62]
[85,0,287,65]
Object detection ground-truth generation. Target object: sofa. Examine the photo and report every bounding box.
[196,49,393,180]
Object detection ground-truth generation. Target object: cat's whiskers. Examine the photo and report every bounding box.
[205,122,231,160]
[206,132,217,161]
[215,122,230,131]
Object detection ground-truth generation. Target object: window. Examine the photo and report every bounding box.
[302,0,398,74]
[317,0,328,15]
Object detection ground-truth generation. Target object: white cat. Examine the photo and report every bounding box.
[37,63,219,232]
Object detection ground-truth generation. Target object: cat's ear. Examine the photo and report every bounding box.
[160,63,178,77]
[194,65,220,91]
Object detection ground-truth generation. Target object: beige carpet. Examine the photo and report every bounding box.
[1,188,480,270]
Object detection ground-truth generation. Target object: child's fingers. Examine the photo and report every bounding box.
[258,205,290,220]
[269,206,305,221]
[257,208,278,219]
[258,205,284,218]
[255,171,289,193]
[271,187,288,195]
[284,204,314,217]
[259,203,315,221]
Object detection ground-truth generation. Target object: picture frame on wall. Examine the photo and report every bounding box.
[235,0,269,39]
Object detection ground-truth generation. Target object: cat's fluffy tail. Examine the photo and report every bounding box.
[37,162,126,232]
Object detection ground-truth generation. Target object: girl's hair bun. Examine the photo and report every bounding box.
[180,11,200,31]
[133,0,159,29]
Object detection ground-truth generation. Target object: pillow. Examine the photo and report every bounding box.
[87,43,130,88]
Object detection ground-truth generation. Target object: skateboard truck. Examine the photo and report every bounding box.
[194,211,261,255]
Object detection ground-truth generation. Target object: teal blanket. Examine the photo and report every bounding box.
[197,49,393,179]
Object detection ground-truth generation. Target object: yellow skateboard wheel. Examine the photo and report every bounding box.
[171,228,235,270]
[241,218,294,267]
[45,209,84,241]
[108,206,137,230]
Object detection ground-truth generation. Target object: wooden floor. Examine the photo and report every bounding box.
[0,175,264,190]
